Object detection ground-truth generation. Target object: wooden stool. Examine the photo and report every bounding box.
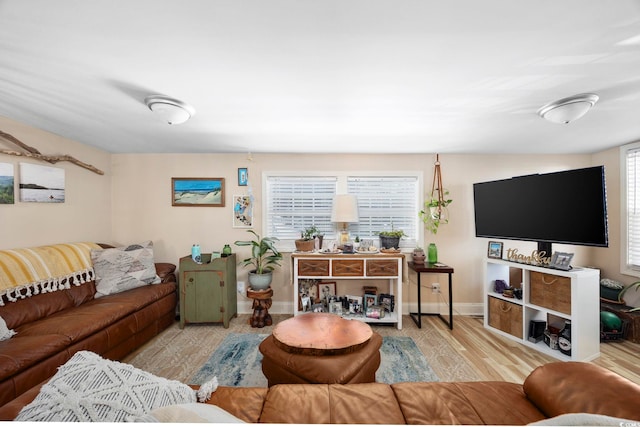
[247,287,273,328]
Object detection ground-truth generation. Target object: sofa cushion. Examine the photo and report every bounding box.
[391,381,546,425]
[0,334,71,382]
[524,362,640,421]
[91,241,160,298]
[258,383,406,424]
[15,351,196,422]
[142,402,245,423]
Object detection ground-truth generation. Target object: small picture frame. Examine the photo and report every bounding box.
[379,293,395,313]
[550,252,574,270]
[233,195,253,228]
[329,301,343,315]
[487,241,503,259]
[317,281,336,303]
[346,295,362,314]
[238,168,248,186]
[364,293,377,311]
[311,303,325,313]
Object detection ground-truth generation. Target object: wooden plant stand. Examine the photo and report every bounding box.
[247,287,273,328]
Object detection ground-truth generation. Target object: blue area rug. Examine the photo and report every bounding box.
[189,333,439,386]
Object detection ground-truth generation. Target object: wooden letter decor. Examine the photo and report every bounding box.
[0,130,104,175]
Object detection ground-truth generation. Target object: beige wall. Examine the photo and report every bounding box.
[3,116,631,314]
[0,117,111,249]
[111,152,596,314]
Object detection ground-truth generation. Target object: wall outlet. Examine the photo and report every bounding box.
[431,283,440,294]
[237,281,245,294]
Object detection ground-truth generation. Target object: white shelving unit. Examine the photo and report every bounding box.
[484,258,600,361]
[292,253,404,330]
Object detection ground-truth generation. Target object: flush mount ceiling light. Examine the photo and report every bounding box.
[537,93,599,124]
[144,95,195,125]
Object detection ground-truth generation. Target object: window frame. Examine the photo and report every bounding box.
[263,170,423,252]
[620,141,640,277]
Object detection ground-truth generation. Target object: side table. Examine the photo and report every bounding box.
[407,261,454,329]
[247,287,273,328]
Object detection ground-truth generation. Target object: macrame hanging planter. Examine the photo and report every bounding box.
[420,154,452,234]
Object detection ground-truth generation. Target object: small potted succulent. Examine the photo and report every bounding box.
[378,229,406,249]
[412,246,426,264]
[295,226,318,252]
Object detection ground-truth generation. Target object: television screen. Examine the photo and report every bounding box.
[473,166,608,249]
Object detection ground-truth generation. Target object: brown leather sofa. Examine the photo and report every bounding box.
[0,256,177,412]
[202,361,640,424]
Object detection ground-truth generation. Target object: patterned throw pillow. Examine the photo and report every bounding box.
[15,351,196,422]
[600,278,625,290]
[91,241,161,298]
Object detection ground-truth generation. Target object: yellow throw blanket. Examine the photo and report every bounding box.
[0,242,102,305]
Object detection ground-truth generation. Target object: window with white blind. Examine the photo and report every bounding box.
[265,172,420,250]
[622,142,640,276]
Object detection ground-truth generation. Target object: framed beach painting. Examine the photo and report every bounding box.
[172,177,225,207]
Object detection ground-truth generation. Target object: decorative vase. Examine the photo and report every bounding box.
[428,243,438,264]
[248,271,273,290]
[412,249,425,264]
[222,244,232,256]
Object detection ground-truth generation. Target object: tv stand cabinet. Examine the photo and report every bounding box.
[484,258,600,361]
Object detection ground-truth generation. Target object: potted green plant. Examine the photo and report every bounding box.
[618,282,640,312]
[378,229,406,249]
[295,226,318,252]
[419,191,453,234]
[234,230,283,290]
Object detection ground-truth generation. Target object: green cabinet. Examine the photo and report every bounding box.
[179,254,237,328]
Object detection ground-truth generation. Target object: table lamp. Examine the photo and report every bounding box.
[331,194,359,245]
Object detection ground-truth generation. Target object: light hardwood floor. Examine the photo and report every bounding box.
[125,314,640,385]
[429,315,640,384]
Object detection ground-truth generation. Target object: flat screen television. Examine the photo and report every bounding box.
[473,166,608,255]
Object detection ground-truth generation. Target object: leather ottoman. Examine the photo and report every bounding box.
[258,313,382,386]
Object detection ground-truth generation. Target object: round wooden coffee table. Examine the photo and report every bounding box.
[272,312,373,356]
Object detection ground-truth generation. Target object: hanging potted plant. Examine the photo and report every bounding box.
[420,190,453,234]
[420,154,453,235]
[295,226,318,252]
[234,230,283,290]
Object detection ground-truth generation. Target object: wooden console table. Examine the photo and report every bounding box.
[407,261,454,330]
[292,252,404,329]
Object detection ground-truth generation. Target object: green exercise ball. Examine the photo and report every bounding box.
[600,311,622,331]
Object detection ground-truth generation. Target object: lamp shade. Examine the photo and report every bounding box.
[331,194,359,223]
[538,93,599,124]
[145,95,195,125]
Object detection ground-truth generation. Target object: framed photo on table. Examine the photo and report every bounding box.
[550,252,574,270]
[487,241,503,259]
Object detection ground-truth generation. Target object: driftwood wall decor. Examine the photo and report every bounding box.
[0,130,104,175]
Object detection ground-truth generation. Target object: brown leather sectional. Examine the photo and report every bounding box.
[0,262,177,413]
[200,361,639,424]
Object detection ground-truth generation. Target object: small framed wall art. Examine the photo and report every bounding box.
[238,168,248,186]
[487,241,503,259]
[172,177,225,207]
[0,162,15,204]
[233,195,253,228]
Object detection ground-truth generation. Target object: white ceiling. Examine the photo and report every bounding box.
[2,0,640,155]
